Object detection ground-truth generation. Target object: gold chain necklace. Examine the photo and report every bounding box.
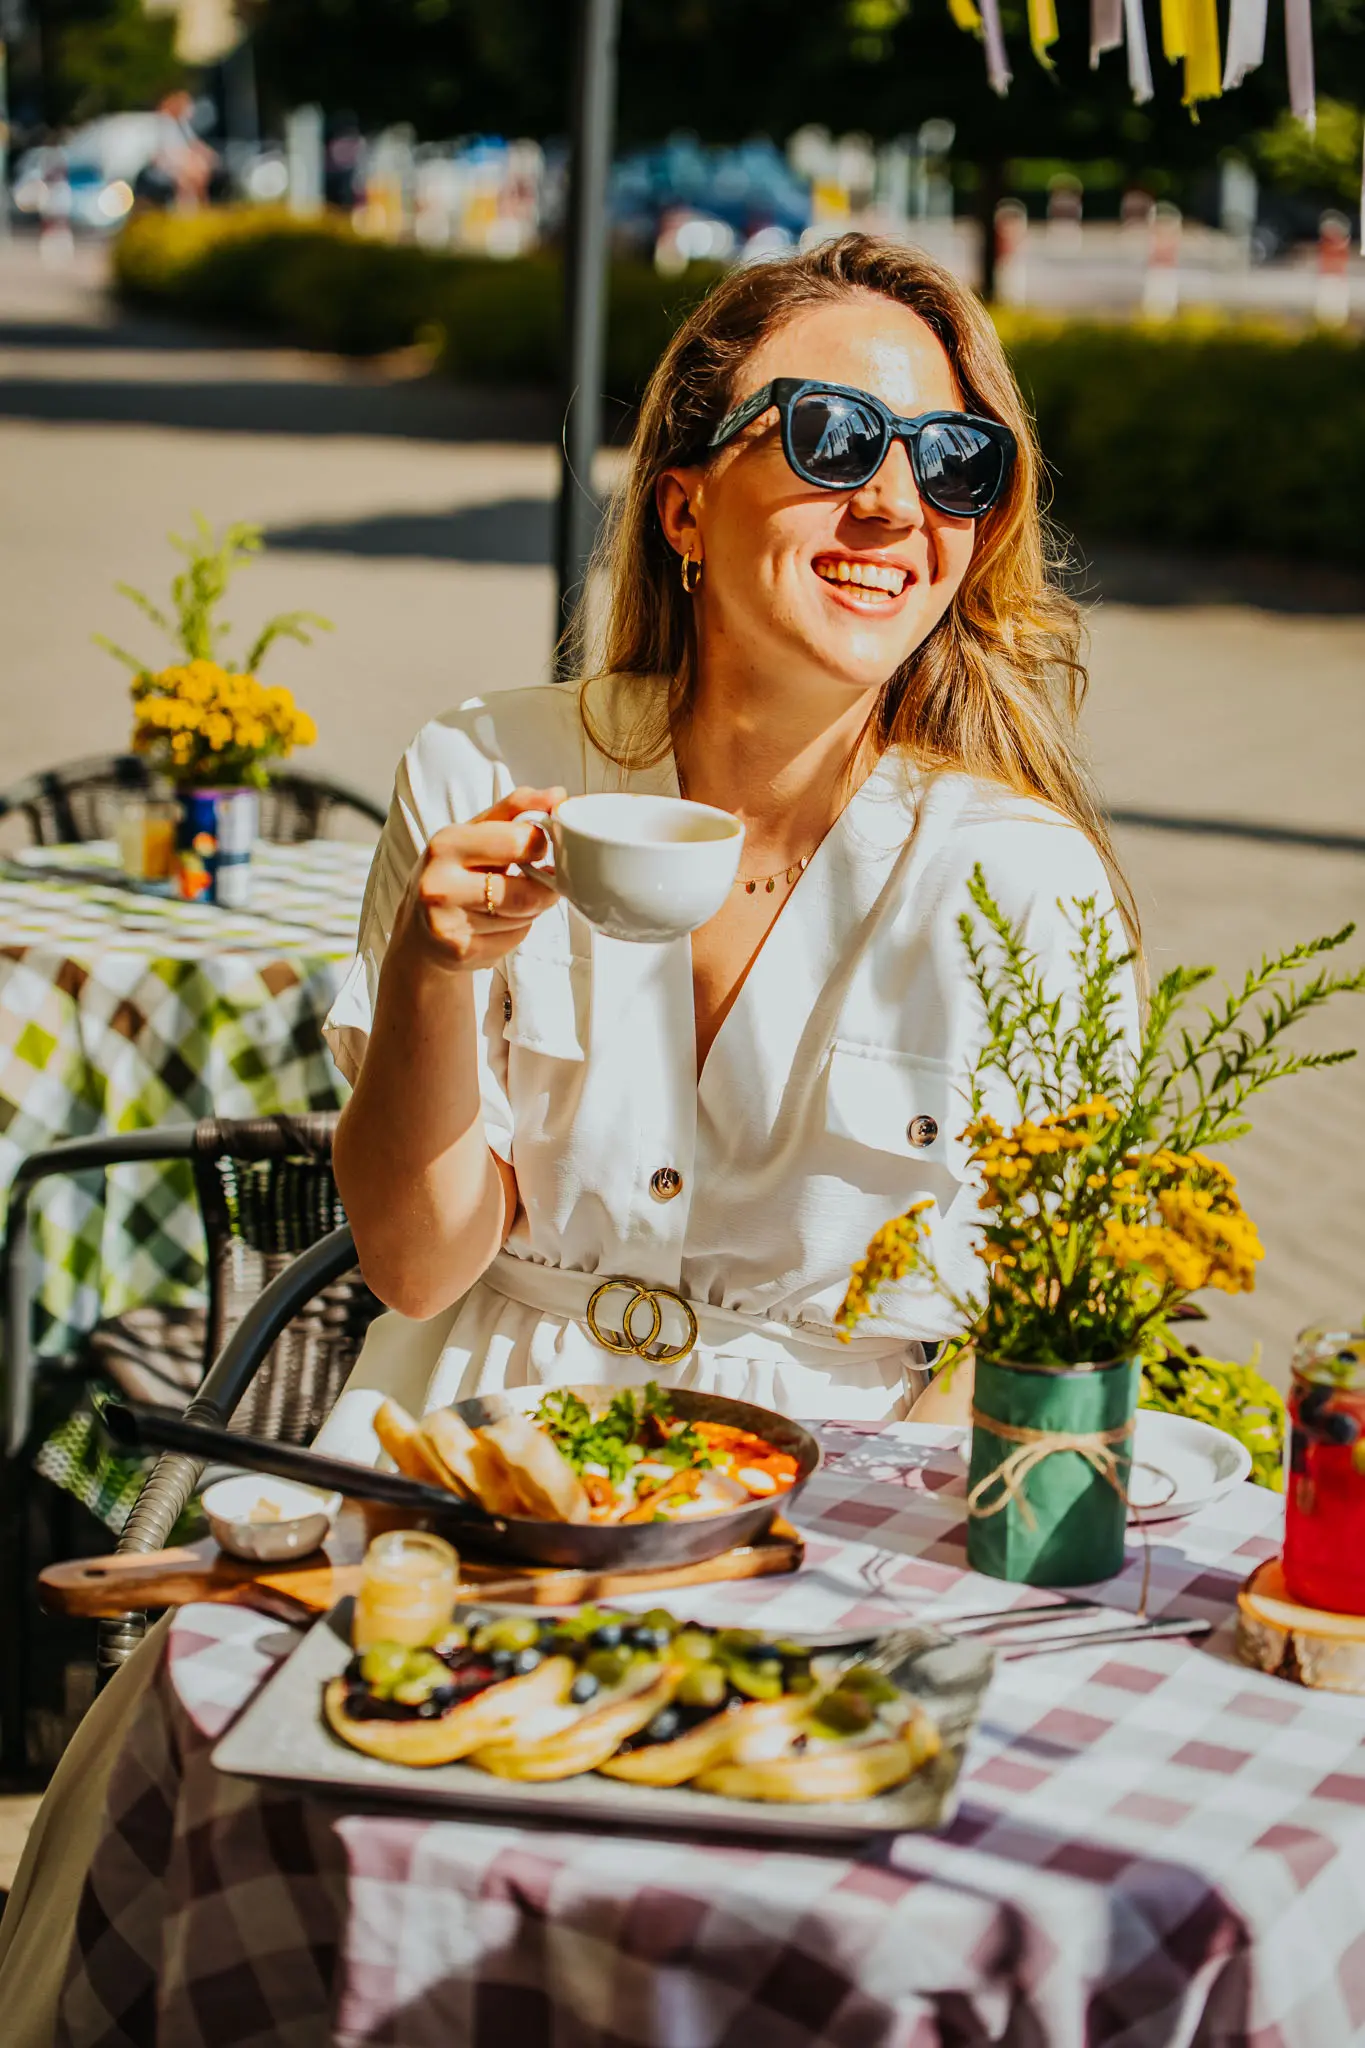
[676,767,818,895]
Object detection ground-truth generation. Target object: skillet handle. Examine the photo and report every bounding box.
[99,1399,501,1531]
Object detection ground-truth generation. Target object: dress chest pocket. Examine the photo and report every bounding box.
[824,1042,969,1181]
[503,947,590,1062]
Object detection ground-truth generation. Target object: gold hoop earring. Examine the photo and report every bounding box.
[680,549,703,595]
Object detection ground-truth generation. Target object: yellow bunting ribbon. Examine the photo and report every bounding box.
[1028,0,1060,67]
[1161,0,1187,59]
[1182,0,1223,104]
[947,0,983,30]
[966,1408,1135,1533]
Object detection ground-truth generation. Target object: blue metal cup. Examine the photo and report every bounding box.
[175,789,258,907]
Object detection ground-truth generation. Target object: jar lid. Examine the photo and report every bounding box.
[1293,1325,1365,1389]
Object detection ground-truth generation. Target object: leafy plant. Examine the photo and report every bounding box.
[1140,1348,1285,1492]
[838,868,1364,1373]
[96,514,331,679]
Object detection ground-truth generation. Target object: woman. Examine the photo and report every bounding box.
[0,234,1137,2041]
[317,232,1137,1461]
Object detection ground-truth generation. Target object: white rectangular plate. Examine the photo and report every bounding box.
[212,1602,995,1845]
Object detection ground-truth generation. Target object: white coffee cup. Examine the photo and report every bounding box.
[520,793,744,943]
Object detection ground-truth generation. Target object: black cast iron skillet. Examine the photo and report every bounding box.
[101,1387,821,1571]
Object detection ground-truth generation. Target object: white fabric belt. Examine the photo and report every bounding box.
[480,1250,915,1369]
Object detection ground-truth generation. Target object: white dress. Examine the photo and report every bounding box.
[315,674,1136,1460]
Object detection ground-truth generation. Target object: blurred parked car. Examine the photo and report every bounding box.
[10,107,223,231]
[612,137,810,261]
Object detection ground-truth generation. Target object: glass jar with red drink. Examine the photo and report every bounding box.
[1283,1327,1365,1614]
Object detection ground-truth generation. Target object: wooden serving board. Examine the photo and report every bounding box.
[39,1507,804,1625]
[1236,1558,1365,1693]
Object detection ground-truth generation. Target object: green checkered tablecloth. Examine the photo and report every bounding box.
[0,840,372,1521]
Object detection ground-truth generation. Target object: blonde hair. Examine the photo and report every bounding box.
[580,232,1138,947]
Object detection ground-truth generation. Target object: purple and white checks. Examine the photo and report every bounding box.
[58,1428,1365,2047]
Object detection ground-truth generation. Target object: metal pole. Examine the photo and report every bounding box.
[553,0,620,674]
[0,38,10,246]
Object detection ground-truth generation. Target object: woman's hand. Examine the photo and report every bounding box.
[400,785,566,973]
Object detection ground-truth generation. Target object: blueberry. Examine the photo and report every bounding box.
[1299,1384,1333,1424]
[590,1623,624,1649]
[489,1648,516,1675]
[430,1683,458,1709]
[511,1647,542,1675]
[630,1625,671,1651]
[1321,1410,1361,1446]
[569,1671,600,1704]
[645,1707,681,1743]
[741,1643,783,1669]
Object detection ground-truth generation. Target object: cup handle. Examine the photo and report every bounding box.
[512,809,560,892]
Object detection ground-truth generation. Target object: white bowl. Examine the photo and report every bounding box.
[202,1474,341,1561]
[1125,1410,1253,1520]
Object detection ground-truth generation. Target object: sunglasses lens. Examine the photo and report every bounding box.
[914,419,1008,515]
[789,390,886,488]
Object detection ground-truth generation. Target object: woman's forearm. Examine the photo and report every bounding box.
[334,920,512,1319]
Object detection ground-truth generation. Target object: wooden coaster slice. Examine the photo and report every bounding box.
[1236,1559,1365,1693]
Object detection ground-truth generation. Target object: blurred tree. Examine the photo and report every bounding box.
[243,0,1365,213]
[54,0,184,122]
[1255,97,1363,205]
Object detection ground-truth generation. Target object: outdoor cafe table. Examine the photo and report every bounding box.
[0,840,370,1518]
[57,1427,1365,2047]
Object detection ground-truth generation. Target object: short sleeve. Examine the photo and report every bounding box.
[323,717,515,1164]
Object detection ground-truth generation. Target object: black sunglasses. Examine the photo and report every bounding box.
[707,377,1016,518]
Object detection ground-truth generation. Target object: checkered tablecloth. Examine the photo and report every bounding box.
[0,841,371,1517]
[58,1430,1365,2048]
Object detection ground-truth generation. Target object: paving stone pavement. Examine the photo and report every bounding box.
[3,239,1363,1384]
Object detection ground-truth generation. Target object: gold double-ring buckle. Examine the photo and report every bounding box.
[585,1278,699,1367]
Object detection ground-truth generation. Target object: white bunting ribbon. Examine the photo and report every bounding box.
[1091,0,1124,66]
[1223,0,1267,88]
[1284,0,1316,132]
[1123,0,1155,101]
[980,0,1013,94]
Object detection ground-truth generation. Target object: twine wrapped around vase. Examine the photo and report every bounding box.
[967,1405,1175,1608]
[966,1410,1135,1533]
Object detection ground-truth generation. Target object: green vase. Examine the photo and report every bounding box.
[966,1353,1139,1586]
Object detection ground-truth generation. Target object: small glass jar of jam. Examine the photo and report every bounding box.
[353,1530,459,1651]
[1283,1327,1365,1615]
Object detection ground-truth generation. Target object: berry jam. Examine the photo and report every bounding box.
[1282,1330,1365,1615]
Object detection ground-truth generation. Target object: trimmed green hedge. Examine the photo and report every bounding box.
[114,209,1365,567]
[1001,313,1365,567]
[112,208,720,395]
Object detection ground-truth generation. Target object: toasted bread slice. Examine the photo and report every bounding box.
[597,1696,805,1787]
[419,1408,485,1500]
[322,1654,575,1768]
[695,1709,939,1804]
[472,1664,680,1781]
[466,1431,531,1517]
[695,1736,922,1804]
[478,1412,590,1523]
[373,1398,457,1491]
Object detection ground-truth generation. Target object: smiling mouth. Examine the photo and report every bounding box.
[812,557,909,604]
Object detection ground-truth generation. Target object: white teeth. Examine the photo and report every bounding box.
[814,559,907,596]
